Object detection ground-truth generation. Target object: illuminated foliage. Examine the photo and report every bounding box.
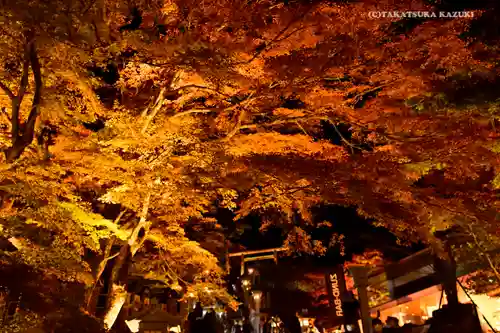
[0,0,499,329]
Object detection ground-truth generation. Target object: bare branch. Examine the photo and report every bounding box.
[140,96,155,118]
[170,108,220,118]
[294,120,309,136]
[171,84,231,98]
[141,88,165,118]
[226,92,255,139]
[226,108,246,139]
[239,119,295,130]
[141,87,166,134]
[238,115,325,130]
[326,118,362,154]
[348,81,397,106]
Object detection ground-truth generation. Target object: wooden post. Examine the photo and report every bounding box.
[433,241,459,308]
[349,265,372,333]
[241,256,245,276]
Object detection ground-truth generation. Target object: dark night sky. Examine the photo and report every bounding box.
[234,204,423,266]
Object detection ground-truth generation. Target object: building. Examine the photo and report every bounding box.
[121,290,187,333]
[366,249,499,332]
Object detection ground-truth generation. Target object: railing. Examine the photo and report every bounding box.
[0,288,21,327]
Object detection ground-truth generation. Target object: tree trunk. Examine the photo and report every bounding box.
[433,241,459,308]
[2,35,42,163]
[86,212,125,313]
[103,243,131,330]
[5,138,32,162]
[102,192,150,330]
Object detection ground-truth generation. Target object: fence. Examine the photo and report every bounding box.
[0,288,21,327]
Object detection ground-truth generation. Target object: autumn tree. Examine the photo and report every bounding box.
[0,0,236,331]
[152,0,499,312]
[1,0,499,330]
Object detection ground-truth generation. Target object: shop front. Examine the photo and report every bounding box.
[370,283,500,332]
[366,249,499,332]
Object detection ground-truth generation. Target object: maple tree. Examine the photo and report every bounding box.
[0,0,499,330]
[453,226,500,294]
[0,0,235,330]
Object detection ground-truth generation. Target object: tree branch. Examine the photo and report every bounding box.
[225,92,255,139]
[226,108,246,139]
[347,79,402,106]
[0,81,14,100]
[1,107,11,123]
[141,88,164,118]
[7,237,23,250]
[237,115,326,131]
[274,23,320,43]
[22,39,42,143]
[170,108,220,118]
[17,42,32,106]
[81,0,98,15]
[141,87,166,134]
[85,210,125,311]
[4,35,42,162]
[171,84,231,98]
[129,191,152,256]
[295,120,309,136]
[243,5,314,64]
[159,249,192,287]
[326,118,361,154]
[468,225,500,284]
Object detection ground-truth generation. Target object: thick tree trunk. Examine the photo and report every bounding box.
[103,243,131,330]
[86,212,124,313]
[5,138,32,162]
[102,192,150,331]
[432,241,459,307]
[1,35,42,163]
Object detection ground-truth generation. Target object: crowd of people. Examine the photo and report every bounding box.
[185,302,305,333]
[185,302,254,333]
[372,316,428,333]
[185,301,428,333]
[186,303,225,333]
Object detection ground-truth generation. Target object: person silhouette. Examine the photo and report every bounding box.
[187,302,204,333]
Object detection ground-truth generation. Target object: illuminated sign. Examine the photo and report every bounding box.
[328,273,343,317]
[325,266,347,320]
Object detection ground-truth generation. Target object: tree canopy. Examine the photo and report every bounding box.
[0,0,499,330]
